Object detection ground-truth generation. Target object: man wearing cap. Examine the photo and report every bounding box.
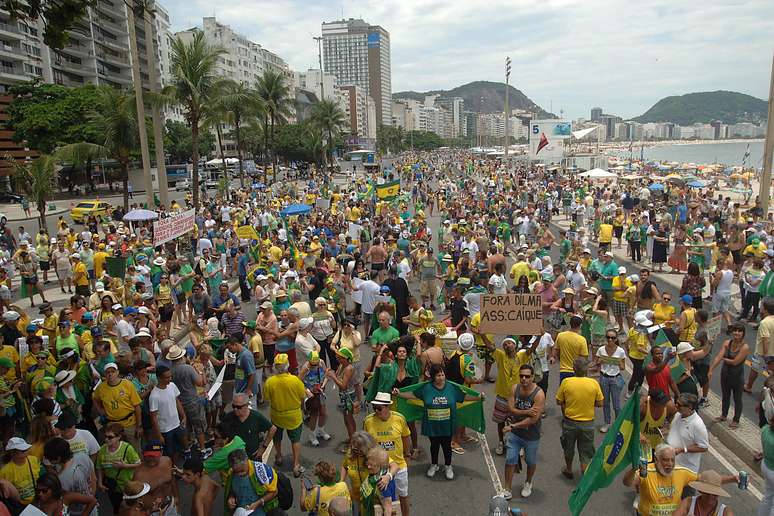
[132,440,179,515]
[611,266,632,333]
[71,252,90,297]
[592,252,619,305]
[167,345,210,459]
[115,307,137,350]
[364,392,412,516]
[93,362,143,451]
[264,353,307,477]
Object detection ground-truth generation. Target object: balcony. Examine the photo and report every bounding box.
[0,64,28,83]
[96,51,129,67]
[0,45,23,61]
[94,0,122,17]
[95,34,128,51]
[68,23,92,39]
[95,15,127,35]
[63,42,94,58]
[97,67,131,85]
[52,57,85,75]
[0,21,22,40]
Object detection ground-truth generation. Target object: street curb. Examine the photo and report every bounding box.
[546,216,764,472]
[6,207,69,223]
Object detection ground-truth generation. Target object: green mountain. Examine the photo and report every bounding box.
[635,90,767,125]
[393,80,556,118]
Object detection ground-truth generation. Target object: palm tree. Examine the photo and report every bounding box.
[87,87,140,211]
[201,99,230,180]
[6,154,58,232]
[310,99,347,173]
[218,81,260,187]
[166,31,225,207]
[255,70,291,183]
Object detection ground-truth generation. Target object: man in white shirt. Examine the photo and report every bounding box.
[149,365,187,458]
[55,413,100,462]
[666,393,708,473]
[355,270,382,337]
[115,308,137,349]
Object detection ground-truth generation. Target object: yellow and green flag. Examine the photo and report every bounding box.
[395,381,485,432]
[375,180,401,201]
[568,392,640,515]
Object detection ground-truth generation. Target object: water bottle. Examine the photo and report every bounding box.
[738,470,748,490]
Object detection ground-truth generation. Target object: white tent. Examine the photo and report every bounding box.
[578,168,617,178]
[205,157,240,166]
[572,126,599,140]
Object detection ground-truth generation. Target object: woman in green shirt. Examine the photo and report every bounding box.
[392,363,483,480]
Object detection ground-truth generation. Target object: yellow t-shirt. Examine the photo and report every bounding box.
[264,373,306,429]
[493,348,529,399]
[638,465,697,516]
[73,261,89,286]
[556,331,588,373]
[627,328,651,360]
[93,379,141,427]
[364,411,411,469]
[611,276,633,302]
[0,456,41,504]
[555,376,603,421]
[0,345,18,381]
[599,224,613,243]
[470,313,494,350]
[248,334,264,366]
[653,303,676,327]
[509,262,530,284]
[302,482,351,516]
[93,251,109,278]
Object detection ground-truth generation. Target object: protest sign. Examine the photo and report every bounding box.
[705,315,723,343]
[153,209,195,246]
[315,197,330,210]
[479,294,543,335]
[236,225,260,241]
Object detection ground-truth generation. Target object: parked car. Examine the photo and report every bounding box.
[0,192,24,204]
[174,179,190,191]
[0,213,6,225]
[70,200,111,223]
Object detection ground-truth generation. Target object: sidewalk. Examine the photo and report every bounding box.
[549,215,763,472]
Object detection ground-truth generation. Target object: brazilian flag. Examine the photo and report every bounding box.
[568,393,640,515]
[395,381,485,433]
[375,180,401,201]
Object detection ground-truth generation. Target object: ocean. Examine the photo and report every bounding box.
[611,140,769,168]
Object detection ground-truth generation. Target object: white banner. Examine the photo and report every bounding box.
[153,208,195,247]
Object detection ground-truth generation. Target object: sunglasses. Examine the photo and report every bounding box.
[606,335,618,340]
[519,374,532,378]
[232,404,247,410]
[663,297,671,301]
[105,434,118,439]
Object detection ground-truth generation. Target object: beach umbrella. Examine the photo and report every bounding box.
[648,183,665,191]
[687,180,708,188]
[280,203,312,217]
[123,209,158,221]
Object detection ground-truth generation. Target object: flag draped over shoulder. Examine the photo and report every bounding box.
[568,393,641,515]
[395,381,485,433]
[375,180,401,200]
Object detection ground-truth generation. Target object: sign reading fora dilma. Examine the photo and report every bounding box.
[479,294,543,335]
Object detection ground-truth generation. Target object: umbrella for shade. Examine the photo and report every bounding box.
[123,209,159,221]
[648,183,665,191]
[280,203,312,217]
[577,168,617,178]
[252,182,266,189]
[687,180,708,188]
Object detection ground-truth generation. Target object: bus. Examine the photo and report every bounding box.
[165,164,189,186]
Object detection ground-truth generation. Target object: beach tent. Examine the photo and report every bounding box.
[572,127,599,140]
[578,168,616,178]
[648,183,665,191]
[280,204,312,217]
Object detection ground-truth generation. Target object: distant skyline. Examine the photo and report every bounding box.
[163,0,773,120]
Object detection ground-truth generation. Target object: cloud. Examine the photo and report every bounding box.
[162,0,774,119]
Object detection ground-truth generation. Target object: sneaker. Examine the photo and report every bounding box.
[200,447,213,460]
[600,425,609,433]
[699,397,709,408]
[316,428,331,441]
[521,481,533,498]
[445,465,454,480]
[495,441,504,456]
[427,464,439,478]
[309,435,320,447]
[503,490,513,500]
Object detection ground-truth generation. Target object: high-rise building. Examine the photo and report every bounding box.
[590,107,602,121]
[294,69,337,102]
[321,18,391,128]
[337,85,369,137]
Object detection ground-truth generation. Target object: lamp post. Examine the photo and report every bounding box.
[504,57,511,168]
[760,52,774,216]
[313,36,324,100]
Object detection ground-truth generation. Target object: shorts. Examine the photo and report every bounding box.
[273,423,303,444]
[88,269,96,280]
[731,249,742,265]
[712,293,732,313]
[492,395,510,424]
[161,426,186,457]
[420,279,437,298]
[559,371,575,383]
[263,344,275,366]
[352,360,365,385]
[395,468,409,497]
[339,389,356,413]
[39,261,50,271]
[159,304,173,322]
[371,263,385,272]
[476,343,494,363]
[505,433,540,467]
[75,285,90,296]
[560,418,596,464]
[612,300,628,318]
[57,268,72,279]
[750,354,767,374]
[693,362,710,387]
[182,402,207,437]
[614,226,624,239]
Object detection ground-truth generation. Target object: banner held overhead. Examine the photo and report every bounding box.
[153,209,195,247]
[479,294,543,335]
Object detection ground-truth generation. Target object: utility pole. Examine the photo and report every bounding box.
[143,2,168,208]
[314,36,325,100]
[504,56,511,166]
[761,52,774,216]
[126,1,153,207]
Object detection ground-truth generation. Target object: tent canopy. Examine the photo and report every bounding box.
[578,168,616,178]
[206,157,240,166]
[572,127,599,140]
[280,203,312,217]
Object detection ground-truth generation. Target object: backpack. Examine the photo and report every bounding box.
[276,469,294,511]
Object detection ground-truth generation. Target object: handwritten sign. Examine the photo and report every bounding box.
[236,225,260,241]
[153,209,195,247]
[479,294,543,335]
[705,315,723,344]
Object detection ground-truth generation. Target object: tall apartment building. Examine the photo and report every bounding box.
[436,97,465,138]
[590,107,602,121]
[294,69,337,102]
[321,18,391,128]
[337,85,368,137]
[0,0,171,92]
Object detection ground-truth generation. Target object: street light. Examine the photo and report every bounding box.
[504,57,511,165]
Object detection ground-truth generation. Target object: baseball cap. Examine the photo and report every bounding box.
[680,294,693,304]
[142,441,163,457]
[5,437,31,452]
[618,266,627,274]
[103,362,118,371]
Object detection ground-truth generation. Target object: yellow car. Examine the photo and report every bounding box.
[70,200,111,223]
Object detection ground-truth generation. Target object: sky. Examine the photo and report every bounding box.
[164,0,774,120]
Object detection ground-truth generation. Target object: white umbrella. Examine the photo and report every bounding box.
[578,168,617,178]
[123,209,159,222]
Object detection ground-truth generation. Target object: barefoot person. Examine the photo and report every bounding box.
[131,441,179,515]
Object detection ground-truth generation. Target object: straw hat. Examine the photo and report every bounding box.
[688,470,730,497]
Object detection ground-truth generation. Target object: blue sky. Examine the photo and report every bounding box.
[164,0,773,120]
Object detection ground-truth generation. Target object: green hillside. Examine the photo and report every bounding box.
[394,81,555,118]
[635,90,767,125]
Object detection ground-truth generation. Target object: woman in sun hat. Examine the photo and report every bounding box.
[673,469,739,516]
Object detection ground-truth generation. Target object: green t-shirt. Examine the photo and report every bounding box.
[764,425,774,471]
[56,334,79,356]
[180,264,194,293]
[369,326,400,349]
[97,441,140,490]
[415,381,466,437]
[204,435,246,473]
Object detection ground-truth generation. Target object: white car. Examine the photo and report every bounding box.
[174,180,190,191]
[0,213,5,225]
[204,180,219,189]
